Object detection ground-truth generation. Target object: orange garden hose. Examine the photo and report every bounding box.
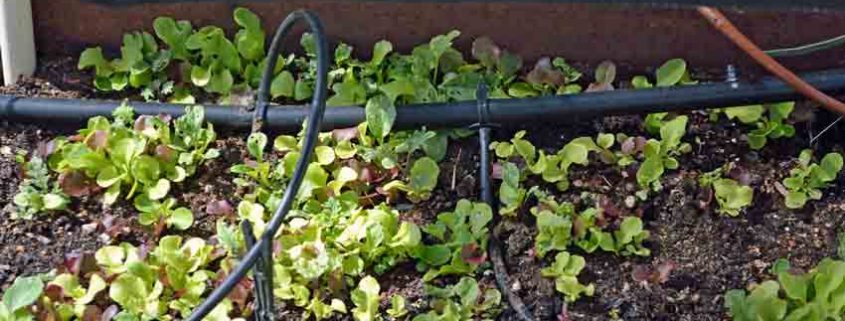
[697,6,845,117]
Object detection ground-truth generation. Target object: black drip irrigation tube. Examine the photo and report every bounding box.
[4,68,845,132]
[184,10,330,321]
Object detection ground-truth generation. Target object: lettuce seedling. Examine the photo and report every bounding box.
[508,56,583,97]
[492,131,597,192]
[150,236,215,317]
[711,179,753,216]
[575,214,650,257]
[633,59,696,135]
[725,258,845,321]
[725,281,787,321]
[185,25,241,94]
[529,190,575,258]
[721,102,795,150]
[417,200,492,281]
[48,273,108,320]
[48,104,218,208]
[382,156,440,202]
[79,32,167,92]
[498,162,526,216]
[152,16,193,61]
[387,295,408,318]
[699,167,754,216]
[233,7,265,62]
[0,276,44,321]
[351,276,380,321]
[134,195,194,230]
[637,116,691,192]
[12,156,69,219]
[414,277,501,321]
[782,150,843,209]
[541,252,595,302]
[268,198,420,315]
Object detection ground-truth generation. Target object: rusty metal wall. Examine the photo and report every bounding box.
[32,0,845,71]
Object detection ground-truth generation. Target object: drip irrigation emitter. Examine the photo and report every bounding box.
[183,9,330,321]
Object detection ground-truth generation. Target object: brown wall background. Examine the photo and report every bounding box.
[31,0,845,73]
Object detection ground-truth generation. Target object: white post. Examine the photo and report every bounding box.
[0,0,35,86]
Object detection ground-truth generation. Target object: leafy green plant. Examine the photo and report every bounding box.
[508,56,582,97]
[575,215,651,257]
[46,104,218,209]
[529,191,574,258]
[725,258,845,321]
[712,179,753,216]
[498,162,526,216]
[416,200,492,281]
[351,276,380,321]
[781,150,843,209]
[699,168,754,216]
[0,276,44,321]
[382,156,441,203]
[48,273,108,320]
[413,277,501,321]
[720,102,795,149]
[636,116,691,193]
[78,31,173,100]
[134,195,194,230]
[387,295,409,319]
[46,236,222,321]
[528,189,650,260]
[12,156,68,219]
[265,197,421,319]
[633,59,695,135]
[491,131,595,192]
[541,251,595,302]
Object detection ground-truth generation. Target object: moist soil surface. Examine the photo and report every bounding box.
[2,57,845,321]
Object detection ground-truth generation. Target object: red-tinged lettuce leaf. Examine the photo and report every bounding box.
[82,305,103,321]
[154,145,176,163]
[586,60,616,92]
[332,127,359,141]
[59,170,99,197]
[43,283,65,302]
[86,130,109,150]
[632,261,676,284]
[36,139,61,158]
[598,197,625,222]
[134,115,155,133]
[471,37,501,68]
[64,252,98,275]
[219,272,253,310]
[461,243,487,265]
[526,57,564,87]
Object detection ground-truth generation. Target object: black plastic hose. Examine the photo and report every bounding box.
[4,69,845,131]
[184,9,329,321]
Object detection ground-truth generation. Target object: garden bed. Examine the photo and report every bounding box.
[2,8,845,321]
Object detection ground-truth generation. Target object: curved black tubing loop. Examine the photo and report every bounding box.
[185,10,329,321]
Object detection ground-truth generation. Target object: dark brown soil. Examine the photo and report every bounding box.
[3,57,845,321]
